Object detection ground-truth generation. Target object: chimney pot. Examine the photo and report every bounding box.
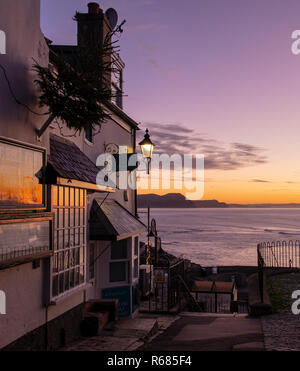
[88,2,100,14]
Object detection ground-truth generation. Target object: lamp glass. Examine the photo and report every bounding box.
[141,143,154,159]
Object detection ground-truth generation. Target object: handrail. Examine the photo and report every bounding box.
[177,274,202,312]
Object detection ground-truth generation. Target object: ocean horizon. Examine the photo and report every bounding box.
[139,208,300,267]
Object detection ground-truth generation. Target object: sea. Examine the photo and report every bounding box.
[138,208,300,267]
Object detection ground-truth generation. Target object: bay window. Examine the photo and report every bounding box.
[51,185,86,298]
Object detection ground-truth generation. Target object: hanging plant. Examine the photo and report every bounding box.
[33,23,124,136]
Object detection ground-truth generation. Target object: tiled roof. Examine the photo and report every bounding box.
[49,135,99,184]
[90,200,146,241]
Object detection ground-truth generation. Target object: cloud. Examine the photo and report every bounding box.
[249,179,271,183]
[137,123,268,171]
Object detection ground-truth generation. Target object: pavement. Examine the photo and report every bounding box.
[142,313,265,352]
[63,314,180,351]
[63,312,264,351]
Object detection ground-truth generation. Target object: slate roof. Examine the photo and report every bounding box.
[90,200,147,241]
[48,135,100,184]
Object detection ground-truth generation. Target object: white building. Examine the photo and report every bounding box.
[0,1,146,350]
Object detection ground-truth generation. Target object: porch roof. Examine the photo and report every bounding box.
[47,135,115,192]
[90,200,147,241]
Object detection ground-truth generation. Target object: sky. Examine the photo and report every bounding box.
[41,0,300,204]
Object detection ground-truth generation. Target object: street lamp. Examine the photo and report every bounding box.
[139,129,155,174]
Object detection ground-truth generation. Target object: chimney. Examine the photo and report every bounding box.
[76,3,104,49]
[88,2,100,15]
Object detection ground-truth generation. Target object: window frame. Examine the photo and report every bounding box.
[109,238,130,285]
[0,215,54,269]
[0,137,46,212]
[50,185,87,300]
[133,236,139,279]
[85,127,94,145]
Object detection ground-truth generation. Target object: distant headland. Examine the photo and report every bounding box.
[138,193,300,208]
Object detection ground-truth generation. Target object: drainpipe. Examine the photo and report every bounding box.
[133,128,138,217]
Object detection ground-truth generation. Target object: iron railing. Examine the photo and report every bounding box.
[257,240,300,302]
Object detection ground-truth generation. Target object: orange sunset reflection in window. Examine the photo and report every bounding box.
[0,140,44,208]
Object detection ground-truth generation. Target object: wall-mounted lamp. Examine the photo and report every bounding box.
[139,129,155,175]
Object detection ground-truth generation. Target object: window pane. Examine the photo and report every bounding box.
[59,187,64,206]
[58,209,64,229]
[70,269,75,288]
[134,237,139,256]
[0,140,44,208]
[75,267,80,286]
[52,186,58,207]
[110,262,126,282]
[70,209,75,227]
[64,187,69,206]
[80,228,85,246]
[64,229,69,249]
[52,275,58,297]
[111,240,127,260]
[64,271,70,292]
[70,229,74,247]
[64,250,69,269]
[75,229,79,246]
[55,231,59,251]
[65,209,69,229]
[134,258,139,278]
[0,220,51,263]
[59,273,64,294]
[75,248,80,266]
[80,209,84,227]
[75,208,79,227]
[58,230,64,250]
[70,249,76,268]
[80,190,84,206]
[58,252,64,271]
[80,266,85,284]
[80,247,84,265]
[53,254,58,273]
[70,188,74,207]
[75,189,79,207]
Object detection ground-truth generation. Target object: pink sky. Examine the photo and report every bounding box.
[41,0,300,203]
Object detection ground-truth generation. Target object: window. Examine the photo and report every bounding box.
[52,185,86,298]
[111,67,123,109]
[110,261,126,283]
[85,127,93,144]
[134,237,139,256]
[0,218,52,265]
[133,258,139,279]
[109,239,129,283]
[0,138,45,209]
[111,240,127,260]
[133,237,139,279]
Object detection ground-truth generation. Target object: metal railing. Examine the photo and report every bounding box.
[258,240,300,269]
[257,240,300,302]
